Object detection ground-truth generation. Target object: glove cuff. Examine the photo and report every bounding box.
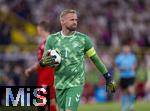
[39,59,46,67]
[103,72,112,82]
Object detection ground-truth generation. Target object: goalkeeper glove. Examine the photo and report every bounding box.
[103,72,116,93]
[39,56,55,67]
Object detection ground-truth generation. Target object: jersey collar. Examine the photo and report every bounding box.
[61,31,76,38]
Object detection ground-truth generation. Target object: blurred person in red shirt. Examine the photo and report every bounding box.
[25,21,56,111]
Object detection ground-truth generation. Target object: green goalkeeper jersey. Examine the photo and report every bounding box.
[44,31,96,89]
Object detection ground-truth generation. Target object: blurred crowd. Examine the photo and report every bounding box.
[0,0,150,46]
[0,0,150,103]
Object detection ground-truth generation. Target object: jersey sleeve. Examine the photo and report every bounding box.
[43,35,52,56]
[132,54,137,64]
[115,55,121,66]
[84,36,108,74]
[84,36,96,58]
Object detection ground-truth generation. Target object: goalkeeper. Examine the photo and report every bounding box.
[40,9,116,111]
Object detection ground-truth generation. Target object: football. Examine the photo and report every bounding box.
[47,49,61,67]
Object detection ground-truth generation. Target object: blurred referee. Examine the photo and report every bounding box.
[115,45,137,111]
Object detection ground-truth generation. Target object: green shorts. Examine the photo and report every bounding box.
[56,86,83,111]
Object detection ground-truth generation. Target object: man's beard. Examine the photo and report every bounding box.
[67,26,77,31]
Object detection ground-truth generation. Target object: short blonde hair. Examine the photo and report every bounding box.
[60,9,77,20]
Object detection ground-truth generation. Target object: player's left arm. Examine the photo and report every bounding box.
[25,62,40,77]
[132,54,137,70]
[87,48,116,93]
[84,36,116,93]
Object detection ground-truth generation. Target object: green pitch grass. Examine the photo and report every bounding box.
[0,101,149,111]
[78,101,150,111]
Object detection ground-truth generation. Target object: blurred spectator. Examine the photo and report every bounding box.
[0,19,11,45]
[1,64,14,86]
[94,79,107,102]
[12,0,32,21]
[145,51,150,101]
[136,61,147,100]
[11,65,23,86]
[82,82,95,103]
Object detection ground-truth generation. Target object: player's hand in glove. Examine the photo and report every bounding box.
[103,72,116,93]
[39,56,55,67]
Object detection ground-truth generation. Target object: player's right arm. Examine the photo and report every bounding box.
[39,36,54,67]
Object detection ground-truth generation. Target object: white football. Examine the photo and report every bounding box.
[47,49,61,67]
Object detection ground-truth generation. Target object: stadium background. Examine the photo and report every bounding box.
[0,0,150,111]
